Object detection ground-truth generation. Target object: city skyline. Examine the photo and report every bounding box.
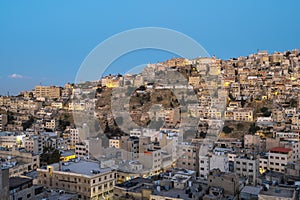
[1,0,300,95]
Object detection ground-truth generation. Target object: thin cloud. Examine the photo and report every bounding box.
[8,73,31,79]
[9,73,23,79]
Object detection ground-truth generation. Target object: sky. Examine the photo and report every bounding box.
[0,0,300,95]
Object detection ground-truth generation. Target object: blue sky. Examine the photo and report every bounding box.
[0,0,300,95]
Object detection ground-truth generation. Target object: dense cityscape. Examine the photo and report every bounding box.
[0,49,300,199]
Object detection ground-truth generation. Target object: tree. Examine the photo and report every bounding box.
[223,126,233,134]
[237,123,244,131]
[290,99,297,107]
[229,93,235,101]
[40,147,61,165]
[249,123,260,135]
[96,87,102,93]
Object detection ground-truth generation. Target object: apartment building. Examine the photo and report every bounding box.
[0,113,7,131]
[268,147,292,173]
[225,108,253,121]
[70,128,80,147]
[234,155,259,185]
[176,143,199,173]
[45,119,57,130]
[139,149,162,175]
[120,136,139,160]
[0,147,40,177]
[164,108,180,128]
[75,139,103,160]
[109,138,120,148]
[35,85,61,99]
[285,160,300,182]
[22,136,44,154]
[37,160,115,200]
[0,132,25,148]
[207,169,240,197]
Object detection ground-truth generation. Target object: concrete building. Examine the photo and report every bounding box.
[22,136,44,154]
[0,168,9,200]
[0,147,40,177]
[139,149,162,175]
[240,186,261,200]
[37,160,116,200]
[70,128,80,147]
[210,152,229,173]
[268,147,292,173]
[75,139,103,160]
[120,136,139,160]
[176,143,199,173]
[285,160,300,182]
[0,132,25,148]
[9,176,39,200]
[109,138,120,148]
[164,108,180,128]
[45,119,57,130]
[35,85,61,99]
[234,155,259,185]
[0,113,7,131]
[207,169,239,197]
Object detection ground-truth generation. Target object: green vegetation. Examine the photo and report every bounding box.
[40,147,61,165]
[223,126,233,134]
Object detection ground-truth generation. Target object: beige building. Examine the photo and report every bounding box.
[120,136,139,160]
[234,155,259,185]
[70,128,80,147]
[188,76,200,86]
[139,149,162,175]
[164,108,180,128]
[35,85,61,99]
[207,169,239,197]
[285,160,300,182]
[225,108,254,121]
[45,119,57,130]
[268,147,292,173]
[75,139,103,160]
[22,136,44,154]
[0,132,25,148]
[0,113,7,131]
[176,143,199,173]
[109,138,120,148]
[0,147,40,177]
[37,160,115,200]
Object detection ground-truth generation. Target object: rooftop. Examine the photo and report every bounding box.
[270,147,292,153]
[241,186,261,195]
[9,176,32,190]
[57,160,112,176]
[259,187,295,198]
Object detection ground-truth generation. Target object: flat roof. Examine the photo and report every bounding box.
[270,147,292,153]
[60,160,112,176]
[9,176,32,190]
[259,187,294,198]
[60,151,75,157]
[241,186,261,195]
